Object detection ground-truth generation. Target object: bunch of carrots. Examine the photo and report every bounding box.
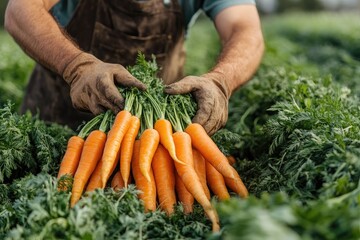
[57,54,248,232]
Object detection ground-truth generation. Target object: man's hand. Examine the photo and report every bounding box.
[164,73,230,136]
[63,53,146,115]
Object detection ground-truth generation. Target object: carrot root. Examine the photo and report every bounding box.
[132,140,157,212]
[57,136,84,179]
[120,115,140,187]
[173,131,220,232]
[152,144,176,215]
[139,128,159,182]
[101,110,132,188]
[185,123,235,179]
[71,130,106,207]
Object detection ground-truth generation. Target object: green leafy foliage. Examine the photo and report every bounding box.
[263,77,360,199]
[211,129,243,157]
[228,63,360,202]
[0,102,74,184]
[0,173,211,239]
[211,191,360,240]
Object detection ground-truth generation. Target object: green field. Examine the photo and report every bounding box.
[0,12,359,239]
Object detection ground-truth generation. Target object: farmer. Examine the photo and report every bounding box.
[4,0,264,135]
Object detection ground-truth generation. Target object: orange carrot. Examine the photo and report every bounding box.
[152,144,176,215]
[175,172,194,214]
[224,167,249,198]
[192,148,211,200]
[185,123,235,179]
[154,118,185,165]
[85,160,103,192]
[173,131,220,232]
[132,140,157,212]
[57,113,104,191]
[111,171,125,191]
[87,148,119,192]
[139,128,159,182]
[70,129,107,207]
[145,93,185,166]
[206,161,230,201]
[57,136,84,179]
[120,115,140,187]
[128,172,133,185]
[101,110,132,188]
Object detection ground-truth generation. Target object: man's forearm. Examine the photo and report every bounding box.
[210,27,264,95]
[4,0,81,75]
[206,5,264,96]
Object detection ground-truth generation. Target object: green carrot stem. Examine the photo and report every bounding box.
[124,91,136,112]
[98,111,111,133]
[78,114,103,138]
[144,91,166,119]
[166,98,183,132]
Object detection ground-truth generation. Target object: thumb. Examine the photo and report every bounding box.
[164,77,197,95]
[114,69,147,91]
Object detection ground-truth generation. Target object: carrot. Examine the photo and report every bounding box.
[206,161,230,201]
[57,136,84,179]
[70,112,110,207]
[120,115,140,187]
[185,123,235,179]
[185,122,247,198]
[133,98,160,182]
[175,172,194,214]
[86,146,119,192]
[173,131,220,232]
[139,128,159,182]
[152,144,176,215]
[145,92,185,166]
[85,160,103,192]
[132,140,157,212]
[154,118,185,165]
[192,148,211,200]
[57,114,102,179]
[224,167,249,198]
[101,110,132,188]
[71,130,106,206]
[111,171,125,191]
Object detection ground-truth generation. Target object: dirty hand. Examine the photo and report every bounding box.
[164,73,231,136]
[62,52,146,115]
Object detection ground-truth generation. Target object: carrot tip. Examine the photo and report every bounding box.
[168,152,187,166]
[141,170,151,182]
[172,157,187,166]
[101,179,107,189]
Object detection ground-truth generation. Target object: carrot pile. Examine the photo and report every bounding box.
[56,54,248,232]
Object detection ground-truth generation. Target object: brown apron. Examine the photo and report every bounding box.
[21,0,186,130]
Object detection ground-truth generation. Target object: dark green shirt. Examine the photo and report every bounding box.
[51,0,255,28]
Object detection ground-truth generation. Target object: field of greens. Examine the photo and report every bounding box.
[1,12,359,239]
